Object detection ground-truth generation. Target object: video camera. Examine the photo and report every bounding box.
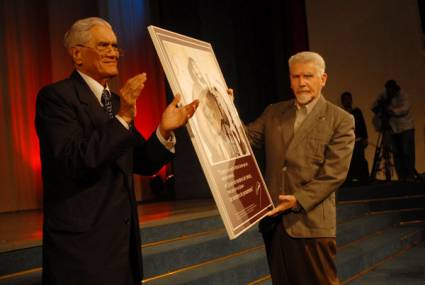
[371,80,399,133]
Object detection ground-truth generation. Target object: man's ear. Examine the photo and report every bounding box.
[321,72,328,87]
[69,47,83,66]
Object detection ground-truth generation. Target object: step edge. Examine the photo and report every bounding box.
[341,239,425,284]
[140,209,220,229]
[0,267,41,282]
[337,211,398,226]
[338,194,425,205]
[141,228,227,249]
[247,274,271,285]
[142,245,265,283]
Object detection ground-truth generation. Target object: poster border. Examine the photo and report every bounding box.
[148,25,274,239]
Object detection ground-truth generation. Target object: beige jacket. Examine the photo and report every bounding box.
[247,96,355,238]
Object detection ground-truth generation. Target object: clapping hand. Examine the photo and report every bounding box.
[118,73,147,123]
[159,94,199,139]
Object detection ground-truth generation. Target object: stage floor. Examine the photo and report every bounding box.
[0,199,218,253]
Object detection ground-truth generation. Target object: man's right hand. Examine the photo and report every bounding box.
[118,73,147,123]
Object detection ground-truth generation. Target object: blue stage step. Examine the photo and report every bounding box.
[0,182,424,285]
[142,227,263,278]
[0,270,40,285]
[337,212,400,246]
[349,240,425,285]
[2,224,422,285]
[141,212,223,244]
[143,246,268,285]
[337,224,425,282]
[0,203,365,279]
[0,247,40,277]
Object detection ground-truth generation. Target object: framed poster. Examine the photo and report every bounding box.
[148,25,274,239]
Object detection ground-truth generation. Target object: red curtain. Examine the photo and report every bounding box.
[100,0,169,200]
[0,0,166,212]
[100,0,167,138]
[0,0,51,212]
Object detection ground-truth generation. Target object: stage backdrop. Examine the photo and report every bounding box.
[0,0,308,212]
[0,0,166,213]
[153,0,309,199]
[306,0,425,174]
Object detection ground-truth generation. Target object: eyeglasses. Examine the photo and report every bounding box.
[77,42,124,57]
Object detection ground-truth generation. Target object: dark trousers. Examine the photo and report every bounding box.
[391,129,416,180]
[262,222,340,285]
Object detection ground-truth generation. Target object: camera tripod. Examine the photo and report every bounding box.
[370,129,395,181]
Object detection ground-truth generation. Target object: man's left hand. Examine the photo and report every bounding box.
[267,195,298,217]
[159,94,199,139]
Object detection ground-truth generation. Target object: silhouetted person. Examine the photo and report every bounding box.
[372,79,417,181]
[341,91,369,183]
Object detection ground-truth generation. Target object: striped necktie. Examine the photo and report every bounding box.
[101,89,114,119]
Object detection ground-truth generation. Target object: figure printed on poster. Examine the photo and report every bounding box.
[187,57,247,164]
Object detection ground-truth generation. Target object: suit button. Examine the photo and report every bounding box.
[124,218,130,224]
[282,166,287,172]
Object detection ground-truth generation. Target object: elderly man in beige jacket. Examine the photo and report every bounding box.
[246,51,355,285]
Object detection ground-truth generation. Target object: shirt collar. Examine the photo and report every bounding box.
[294,94,321,114]
[77,70,110,106]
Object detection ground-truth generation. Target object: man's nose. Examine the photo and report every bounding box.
[104,51,118,59]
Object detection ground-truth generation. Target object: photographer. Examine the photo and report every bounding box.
[372,80,417,181]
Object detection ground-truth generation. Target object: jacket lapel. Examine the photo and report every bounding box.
[71,71,110,128]
[286,96,327,152]
[71,71,131,174]
[279,103,296,149]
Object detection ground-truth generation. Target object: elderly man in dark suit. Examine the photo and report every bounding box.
[246,51,355,284]
[35,17,198,285]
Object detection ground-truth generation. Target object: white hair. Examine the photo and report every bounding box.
[64,17,112,49]
[288,51,326,75]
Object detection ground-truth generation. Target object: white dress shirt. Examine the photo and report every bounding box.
[294,94,321,132]
[77,70,176,152]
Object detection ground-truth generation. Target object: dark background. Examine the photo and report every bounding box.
[150,0,309,199]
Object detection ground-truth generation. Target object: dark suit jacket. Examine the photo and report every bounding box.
[35,71,173,285]
[247,96,355,238]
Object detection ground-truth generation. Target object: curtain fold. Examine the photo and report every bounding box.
[0,0,165,212]
[100,0,166,138]
[0,0,51,212]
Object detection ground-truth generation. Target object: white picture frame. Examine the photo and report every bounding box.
[148,25,274,239]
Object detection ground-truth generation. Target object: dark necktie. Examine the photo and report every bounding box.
[101,89,114,119]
